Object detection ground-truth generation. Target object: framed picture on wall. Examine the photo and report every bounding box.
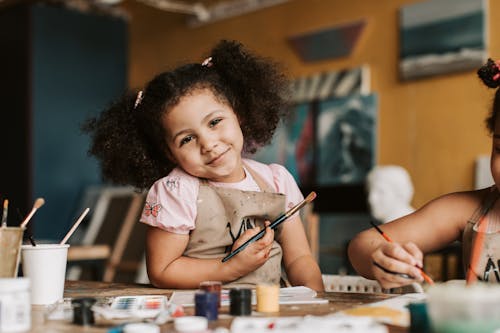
[283,103,315,187]
[316,94,377,186]
[250,102,315,187]
[399,0,487,81]
[250,68,375,213]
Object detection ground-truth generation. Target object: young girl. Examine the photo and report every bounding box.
[84,40,324,291]
[348,58,500,289]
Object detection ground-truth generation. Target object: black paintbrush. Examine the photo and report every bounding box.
[222,192,317,262]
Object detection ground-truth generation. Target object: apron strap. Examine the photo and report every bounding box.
[199,162,277,194]
[243,163,276,193]
[469,185,499,225]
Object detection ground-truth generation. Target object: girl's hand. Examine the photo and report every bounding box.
[228,221,274,278]
[371,241,424,289]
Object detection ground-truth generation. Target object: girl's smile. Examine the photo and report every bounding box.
[163,88,245,183]
[206,147,231,166]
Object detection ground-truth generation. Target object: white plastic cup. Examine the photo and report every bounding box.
[21,244,69,305]
[427,282,500,333]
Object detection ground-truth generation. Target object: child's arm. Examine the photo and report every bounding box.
[348,190,482,289]
[145,224,276,289]
[279,215,324,291]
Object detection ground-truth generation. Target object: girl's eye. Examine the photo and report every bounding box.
[209,118,222,128]
[494,140,500,153]
[179,135,194,146]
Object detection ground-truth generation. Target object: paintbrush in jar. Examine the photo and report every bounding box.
[1,199,8,227]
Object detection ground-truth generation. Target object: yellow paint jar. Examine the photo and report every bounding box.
[256,284,279,313]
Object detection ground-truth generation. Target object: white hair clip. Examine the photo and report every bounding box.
[134,90,144,109]
[201,57,213,67]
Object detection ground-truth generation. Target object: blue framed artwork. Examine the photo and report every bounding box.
[316,94,377,186]
[251,69,376,212]
[251,103,314,187]
[399,0,487,80]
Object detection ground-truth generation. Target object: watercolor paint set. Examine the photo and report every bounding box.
[111,295,167,311]
[90,295,170,320]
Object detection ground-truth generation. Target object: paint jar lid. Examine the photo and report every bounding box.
[195,290,218,302]
[71,297,97,307]
[123,323,160,333]
[174,316,208,332]
[0,277,30,292]
[199,280,222,288]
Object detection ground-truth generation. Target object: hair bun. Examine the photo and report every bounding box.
[478,58,500,88]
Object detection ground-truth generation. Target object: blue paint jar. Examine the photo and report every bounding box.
[194,290,218,321]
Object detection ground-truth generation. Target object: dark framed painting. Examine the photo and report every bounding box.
[250,69,375,213]
[316,94,377,186]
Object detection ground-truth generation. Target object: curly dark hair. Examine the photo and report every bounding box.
[82,40,290,189]
[478,58,500,134]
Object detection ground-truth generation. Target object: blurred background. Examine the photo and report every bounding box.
[0,0,497,281]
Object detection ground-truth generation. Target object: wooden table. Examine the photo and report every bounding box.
[27,280,408,332]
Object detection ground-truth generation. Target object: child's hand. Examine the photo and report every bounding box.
[228,221,275,277]
[371,241,424,289]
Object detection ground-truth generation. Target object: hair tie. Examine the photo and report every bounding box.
[490,60,500,81]
[201,57,213,67]
[134,90,144,109]
[478,58,500,88]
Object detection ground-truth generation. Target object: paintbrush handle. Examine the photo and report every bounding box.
[221,228,266,263]
[221,213,286,263]
[420,269,434,285]
[60,208,90,245]
[370,221,434,284]
[221,192,316,263]
[20,208,36,228]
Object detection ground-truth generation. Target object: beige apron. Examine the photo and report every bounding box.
[184,166,286,287]
[463,186,500,282]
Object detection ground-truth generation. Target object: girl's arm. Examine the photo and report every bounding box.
[279,215,324,291]
[348,190,482,288]
[146,224,276,289]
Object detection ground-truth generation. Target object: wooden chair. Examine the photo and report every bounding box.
[102,192,147,282]
[66,186,147,282]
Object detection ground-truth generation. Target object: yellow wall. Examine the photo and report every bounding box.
[123,0,499,208]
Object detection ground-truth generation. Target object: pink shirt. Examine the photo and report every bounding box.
[140,159,304,234]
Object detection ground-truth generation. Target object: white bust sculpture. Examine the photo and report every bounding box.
[366,165,415,223]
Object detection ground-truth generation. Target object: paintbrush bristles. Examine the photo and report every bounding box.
[1,199,8,227]
[20,197,46,228]
[285,191,317,218]
[306,191,316,202]
[34,198,45,209]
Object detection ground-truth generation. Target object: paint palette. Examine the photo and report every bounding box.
[92,295,185,321]
[111,295,167,311]
[91,295,169,319]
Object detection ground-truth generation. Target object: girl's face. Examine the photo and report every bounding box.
[162,88,245,183]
